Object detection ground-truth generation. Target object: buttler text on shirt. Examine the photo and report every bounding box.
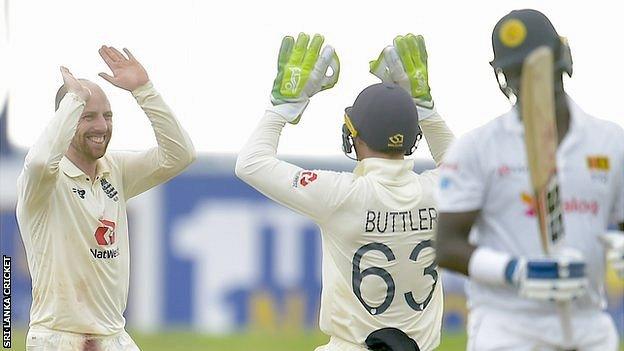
[365,208,438,233]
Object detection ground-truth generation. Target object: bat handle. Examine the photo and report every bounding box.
[557,301,575,350]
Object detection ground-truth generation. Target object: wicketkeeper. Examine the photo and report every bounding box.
[236,33,454,351]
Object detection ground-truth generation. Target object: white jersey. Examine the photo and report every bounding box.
[16,82,195,335]
[438,97,624,314]
[236,108,454,350]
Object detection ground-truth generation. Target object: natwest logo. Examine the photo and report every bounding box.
[521,192,599,217]
[94,219,116,246]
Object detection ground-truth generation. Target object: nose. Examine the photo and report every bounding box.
[92,115,110,133]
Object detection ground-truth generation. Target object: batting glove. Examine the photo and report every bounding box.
[370,33,434,110]
[599,231,624,278]
[269,33,340,124]
[505,248,588,301]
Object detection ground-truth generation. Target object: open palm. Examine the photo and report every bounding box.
[60,66,91,101]
[98,45,149,91]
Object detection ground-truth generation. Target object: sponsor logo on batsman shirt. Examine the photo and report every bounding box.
[520,192,599,217]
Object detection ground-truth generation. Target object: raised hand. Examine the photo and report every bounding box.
[269,33,340,124]
[60,66,91,102]
[98,46,149,91]
[370,34,433,108]
[272,33,340,102]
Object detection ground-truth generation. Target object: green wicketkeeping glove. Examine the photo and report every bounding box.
[269,33,340,124]
[370,33,433,109]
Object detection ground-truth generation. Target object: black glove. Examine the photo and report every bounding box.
[365,328,420,351]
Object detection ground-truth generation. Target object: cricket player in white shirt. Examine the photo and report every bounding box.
[435,9,624,351]
[17,46,196,350]
[236,33,454,351]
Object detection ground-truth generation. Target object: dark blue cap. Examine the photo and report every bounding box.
[345,83,420,154]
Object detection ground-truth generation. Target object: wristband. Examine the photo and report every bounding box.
[416,106,437,121]
[468,247,514,287]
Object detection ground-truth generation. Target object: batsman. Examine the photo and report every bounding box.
[435,9,624,350]
[17,46,196,350]
[236,33,454,351]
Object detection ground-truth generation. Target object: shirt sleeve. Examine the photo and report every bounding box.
[437,132,487,212]
[17,93,85,208]
[613,179,624,225]
[114,82,196,200]
[235,110,352,223]
[611,141,624,225]
[418,108,455,167]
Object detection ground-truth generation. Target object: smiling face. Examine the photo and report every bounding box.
[68,81,113,161]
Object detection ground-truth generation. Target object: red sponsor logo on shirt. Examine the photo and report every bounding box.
[94,219,116,246]
[521,192,598,217]
[497,164,528,177]
[440,163,458,171]
[298,171,318,187]
[498,165,511,177]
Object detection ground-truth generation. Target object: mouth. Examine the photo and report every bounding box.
[87,135,106,145]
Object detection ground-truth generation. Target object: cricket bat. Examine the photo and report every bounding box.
[521,46,564,254]
[521,46,573,347]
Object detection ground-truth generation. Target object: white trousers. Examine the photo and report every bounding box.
[467,307,619,351]
[26,326,140,351]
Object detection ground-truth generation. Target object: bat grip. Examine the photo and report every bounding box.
[556,301,575,350]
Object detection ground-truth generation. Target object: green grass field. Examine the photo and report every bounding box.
[7,330,467,350]
[8,330,623,350]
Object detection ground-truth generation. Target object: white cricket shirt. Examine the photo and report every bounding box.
[438,97,624,314]
[236,108,455,350]
[16,82,195,335]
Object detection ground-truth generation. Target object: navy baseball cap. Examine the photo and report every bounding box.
[344,83,420,154]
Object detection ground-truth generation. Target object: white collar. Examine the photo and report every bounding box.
[501,95,588,137]
[353,158,415,180]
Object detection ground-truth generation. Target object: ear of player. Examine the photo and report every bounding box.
[270,33,340,124]
[505,248,588,301]
[370,33,434,109]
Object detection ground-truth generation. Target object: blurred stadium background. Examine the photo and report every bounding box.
[1,104,623,349]
[2,0,624,349]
